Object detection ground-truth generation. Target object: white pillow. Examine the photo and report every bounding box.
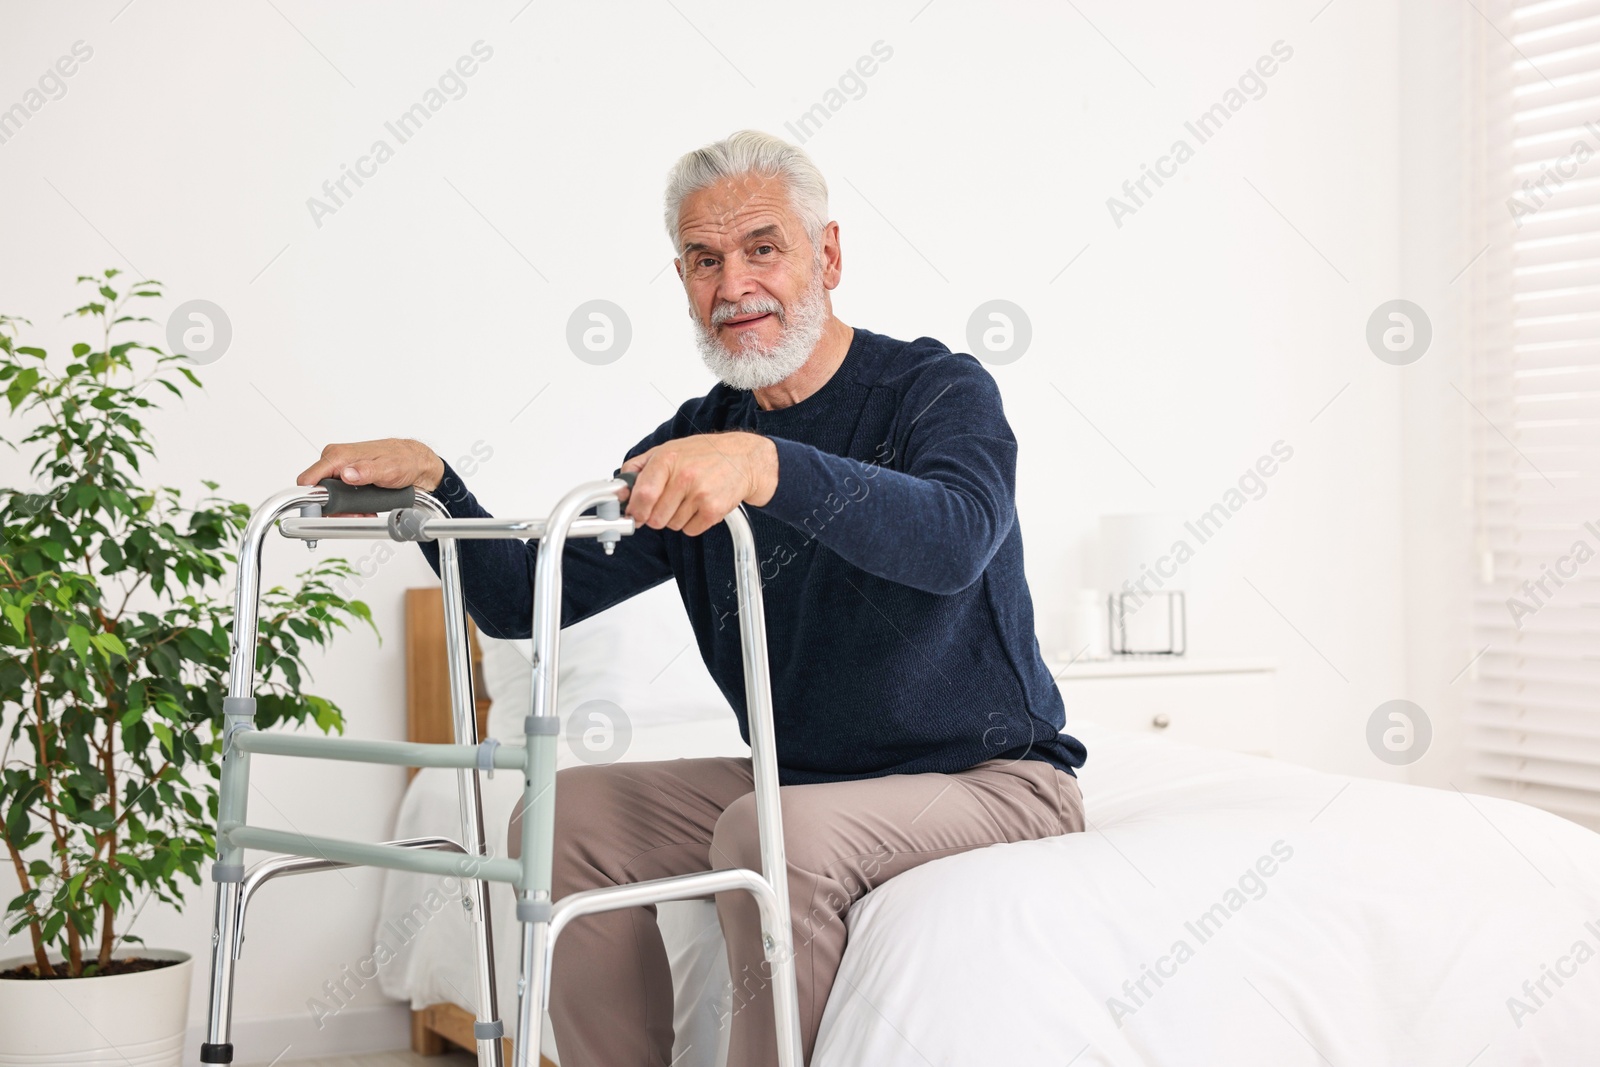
[479,582,732,749]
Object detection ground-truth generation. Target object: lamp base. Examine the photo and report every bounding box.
[1108,591,1187,656]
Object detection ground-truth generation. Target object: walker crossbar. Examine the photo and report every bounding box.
[201,475,805,1067]
[223,836,466,962]
[221,824,524,885]
[278,514,636,542]
[228,729,529,771]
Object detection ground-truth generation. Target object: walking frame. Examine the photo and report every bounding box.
[200,475,805,1067]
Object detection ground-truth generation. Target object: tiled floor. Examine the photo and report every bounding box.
[240,1052,476,1067]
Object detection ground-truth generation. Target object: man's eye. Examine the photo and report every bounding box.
[697,257,718,269]
[754,244,774,255]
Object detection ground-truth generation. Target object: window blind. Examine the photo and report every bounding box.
[1468,0,1600,822]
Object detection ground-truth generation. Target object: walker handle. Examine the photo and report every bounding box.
[614,469,641,509]
[317,478,417,515]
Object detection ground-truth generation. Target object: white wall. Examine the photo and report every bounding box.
[0,0,1410,1053]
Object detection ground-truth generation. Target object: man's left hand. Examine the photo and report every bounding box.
[618,432,778,536]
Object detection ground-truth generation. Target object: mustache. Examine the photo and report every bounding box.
[710,297,784,326]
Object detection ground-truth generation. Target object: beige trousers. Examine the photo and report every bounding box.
[510,755,1085,1067]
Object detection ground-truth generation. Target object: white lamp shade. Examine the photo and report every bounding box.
[1097,512,1187,594]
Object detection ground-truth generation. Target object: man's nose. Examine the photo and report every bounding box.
[716,253,762,307]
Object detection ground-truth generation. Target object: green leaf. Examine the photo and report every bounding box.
[67,623,91,660]
[4,803,30,842]
[6,366,39,410]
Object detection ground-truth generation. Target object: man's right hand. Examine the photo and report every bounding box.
[296,438,446,493]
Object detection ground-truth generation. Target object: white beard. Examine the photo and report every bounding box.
[691,265,829,391]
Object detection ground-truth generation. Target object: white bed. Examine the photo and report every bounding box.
[378,589,1600,1066]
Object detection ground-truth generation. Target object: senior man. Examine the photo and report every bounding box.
[298,129,1087,1066]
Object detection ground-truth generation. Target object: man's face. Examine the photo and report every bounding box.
[675,172,829,359]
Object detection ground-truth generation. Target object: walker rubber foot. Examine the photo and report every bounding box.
[200,1042,233,1063]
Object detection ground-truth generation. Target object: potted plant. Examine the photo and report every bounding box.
[0,272,373,1064]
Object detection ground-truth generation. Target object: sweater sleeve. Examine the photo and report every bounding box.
[754,355,1017,595]
[417,458,674,640]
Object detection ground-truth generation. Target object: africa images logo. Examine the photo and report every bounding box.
[305,41,494,228]
[1106,40,1294,228]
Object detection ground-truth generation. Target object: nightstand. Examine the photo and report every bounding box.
[1045,656,1278,757]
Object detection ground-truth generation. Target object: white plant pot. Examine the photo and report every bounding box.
[0,948,192,1066]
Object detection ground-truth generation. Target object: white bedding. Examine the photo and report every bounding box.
[815,725,1600,1067]
[380,716,1600,1066]
[377,588,1600,1065]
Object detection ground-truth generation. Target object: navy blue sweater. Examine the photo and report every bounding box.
[421,326,1086,785]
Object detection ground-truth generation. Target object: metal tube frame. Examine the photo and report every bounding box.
[202,488,507,1066]
[201,478,803,1067]
[230,836,468,957]
[227,729,529,771]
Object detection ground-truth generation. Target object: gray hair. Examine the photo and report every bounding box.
[662,129,829,253]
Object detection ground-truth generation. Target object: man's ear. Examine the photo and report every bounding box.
[820,221,843,289]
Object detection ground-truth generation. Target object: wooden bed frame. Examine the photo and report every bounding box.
[404,586,557,1067]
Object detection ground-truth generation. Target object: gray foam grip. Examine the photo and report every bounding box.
[318,478,416,515]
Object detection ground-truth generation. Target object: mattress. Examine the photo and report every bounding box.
[814,724,1600,1066]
